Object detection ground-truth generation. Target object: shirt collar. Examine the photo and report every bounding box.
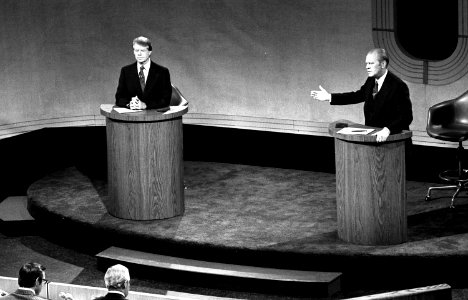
[138,59,151,70]
[107,290,126,297]
[375,69,388,89]
[17,287,36,294]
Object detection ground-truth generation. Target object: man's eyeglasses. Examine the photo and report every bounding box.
[40,278,51,299]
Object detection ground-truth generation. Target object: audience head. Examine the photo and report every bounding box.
[17,262,47,295]
[104,264,130,296]
[365,48,389,78]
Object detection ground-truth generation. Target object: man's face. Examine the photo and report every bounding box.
[133,43,151,64]
[365,52,385,78]
[34,272,46,295]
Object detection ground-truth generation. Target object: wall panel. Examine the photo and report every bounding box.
[0,0,466,147]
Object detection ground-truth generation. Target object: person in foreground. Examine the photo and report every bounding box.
[0,262,48,300]
[115,36,172,110]
[59,264,130,300]
[310,48,413,142]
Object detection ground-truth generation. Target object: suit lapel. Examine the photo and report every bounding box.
[373,71,395,102]
[129,62,144,94]
[364,77,375,101]
[143,62,158,96]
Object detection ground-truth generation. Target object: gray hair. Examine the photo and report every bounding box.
[368,48,389,66]
[104,264,130,289]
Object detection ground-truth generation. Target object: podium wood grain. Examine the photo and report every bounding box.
[330,120,411,245]
[101,105,187,220]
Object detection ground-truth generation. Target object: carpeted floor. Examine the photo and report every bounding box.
[27,161,468,257]
[3,161,468,299]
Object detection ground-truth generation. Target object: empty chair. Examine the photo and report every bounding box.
[425,90,468,208]
[170,85,189,106]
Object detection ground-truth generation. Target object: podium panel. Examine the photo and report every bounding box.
[101,105,187,220]
[329,120,412,245]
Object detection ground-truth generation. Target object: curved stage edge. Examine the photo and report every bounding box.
[27,161,468,287]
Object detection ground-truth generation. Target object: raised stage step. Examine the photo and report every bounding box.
[96,246,342,297]
[343,283,452,300]
[0,196,37,236]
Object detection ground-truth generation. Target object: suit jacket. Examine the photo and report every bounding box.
[115,61,172,109]
[331,71,413,134]
[0,289,46,300]
[93,292,127,300]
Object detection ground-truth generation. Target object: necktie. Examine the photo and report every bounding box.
[372,80,378,98]
[139,65,145,92]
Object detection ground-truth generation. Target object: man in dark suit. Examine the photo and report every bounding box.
[115,36,172,110]
[93,264,130,300]
[0,262,48,300]
[59,264,130,300]
[310,48,413,142]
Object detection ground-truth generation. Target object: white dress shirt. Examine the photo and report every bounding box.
[375,69,388,92]
[137,60,151,84]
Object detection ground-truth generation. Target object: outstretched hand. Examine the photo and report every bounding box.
[310,85,331,102]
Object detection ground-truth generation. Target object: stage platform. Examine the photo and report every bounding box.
[26,161,468,292]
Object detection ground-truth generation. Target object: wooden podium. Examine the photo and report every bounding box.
[329,120,412,245]
[100,104,188,220]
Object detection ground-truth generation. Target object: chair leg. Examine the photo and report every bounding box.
[449,185,464,208]
[426,185,458,201]
[426,141,468,207]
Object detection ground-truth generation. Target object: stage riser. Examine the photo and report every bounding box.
[25,161,468,293]
[1,125,463,201]
[96,247,341,298]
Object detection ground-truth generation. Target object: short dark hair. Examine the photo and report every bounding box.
[18,263,46,288]
[133,36,152,51]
